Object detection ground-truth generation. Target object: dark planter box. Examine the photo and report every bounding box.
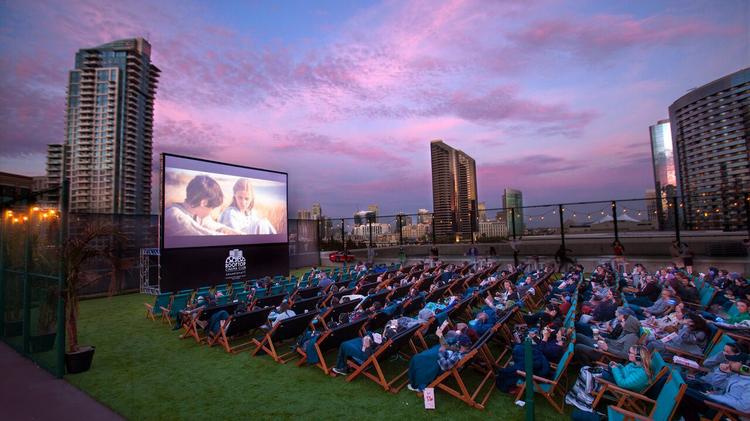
[65,346,95,374]
[29,333,57,353]
[4,320,23,337]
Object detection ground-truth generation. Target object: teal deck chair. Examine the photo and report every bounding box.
[145,293,172,321]
[161,293,191,326]
[607,369,686,421]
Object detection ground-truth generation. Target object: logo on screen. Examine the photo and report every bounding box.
[225,249,247,279]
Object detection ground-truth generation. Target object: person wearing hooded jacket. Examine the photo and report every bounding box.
[574,307,642,366]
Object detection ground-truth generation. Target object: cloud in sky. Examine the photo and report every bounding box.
[0,0,747,217]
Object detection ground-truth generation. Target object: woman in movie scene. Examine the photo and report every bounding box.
[220,178,277,235]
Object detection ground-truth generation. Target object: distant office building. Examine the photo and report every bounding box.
[430,140,478,242]
[478,220,508,239]
[396,212,412,226]
[0,172,33,212]
[311,203,322,220]
[669,67,749,230]
[352,222,391,238]
[478,202,487,222]
[417,208,431,224]
[503,188,524,236]
[645,189,658,225]
[649,119,676,229]
[41,144,64,207]
[402,223,430,241]
[297,209,311,220]
[353,210,375,226]
[50,38,160,214]
[367,204,379,219]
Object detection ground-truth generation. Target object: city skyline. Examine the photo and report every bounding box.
[0,1,748,218]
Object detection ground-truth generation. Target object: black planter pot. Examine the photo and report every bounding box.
[4,320,23,337]
[65,345,95,374]
[29,333,57,353]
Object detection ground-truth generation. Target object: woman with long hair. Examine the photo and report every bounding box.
[220,178,277,234]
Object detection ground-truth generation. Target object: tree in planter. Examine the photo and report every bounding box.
[63,222,125,352]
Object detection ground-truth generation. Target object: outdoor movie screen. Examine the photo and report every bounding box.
[161,154,288,249]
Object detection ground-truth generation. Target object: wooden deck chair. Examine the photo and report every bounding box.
[144,293,172,321]
[606,369,687,421]
[356,281,379,295]
[180,303,238,343]
[252,310,319,363]
[345,323,422,392]
[401,295,426,316]
[295,317,369,374]
[424,327,499,409]
[592,351,670,413]
[160,293,191,326]
[416,276,435,293]
[252,292,286,310]
[514,342,575,414]
[209,306,273,353]
[413,316,437,350]
[291,296,322,314]
[665,325,723,363]
[445,294,477,323]
[319,299,362,330]
[388,283,412,301]
[195,286,211,299]
[294,286,321,300]
[269,284,284,295]
[360,289,391,309]
[685,285,716,311]
[703,400,750,421]
[424,284,452,303]
[363,310,392,335]
[233,291,250,304]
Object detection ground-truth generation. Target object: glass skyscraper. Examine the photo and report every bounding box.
[649,119,676,229]
[430,140,478,242]
[669,67,749,231]
[503,188,524,236]
[52,38,160,214]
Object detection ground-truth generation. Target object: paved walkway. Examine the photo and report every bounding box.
[0,342,122,421]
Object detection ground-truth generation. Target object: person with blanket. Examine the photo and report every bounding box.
[405,322,473,392]
[566,346,651,412]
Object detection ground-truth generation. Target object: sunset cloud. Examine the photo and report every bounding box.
[0,0,746,217]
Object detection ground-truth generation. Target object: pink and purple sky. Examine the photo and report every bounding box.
[0,0,747,217]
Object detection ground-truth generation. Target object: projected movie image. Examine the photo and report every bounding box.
[162,155,287,248]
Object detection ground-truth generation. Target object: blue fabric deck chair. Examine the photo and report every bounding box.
[425,326,500,409]
[345,323,422,392]
[295,317,369,374]
[252,292,286,310]
[161,292,191,326]
[514,342,575,414]
[319,298,362,330]
[144,293,172,321]
[252,310,319,363]
[180,302,239,343]
[294,286,322,300]
[290,296,322,314]
[209,306,273,353]
[607,369,687,421]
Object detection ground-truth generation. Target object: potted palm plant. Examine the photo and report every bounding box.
[63,222,124,374]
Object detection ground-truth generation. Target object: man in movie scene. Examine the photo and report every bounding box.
[220,178,277,235]
[164,175,242,236]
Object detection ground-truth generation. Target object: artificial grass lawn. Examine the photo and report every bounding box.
[67,293,569,420]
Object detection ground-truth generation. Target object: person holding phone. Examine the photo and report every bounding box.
[406,321,472,392]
